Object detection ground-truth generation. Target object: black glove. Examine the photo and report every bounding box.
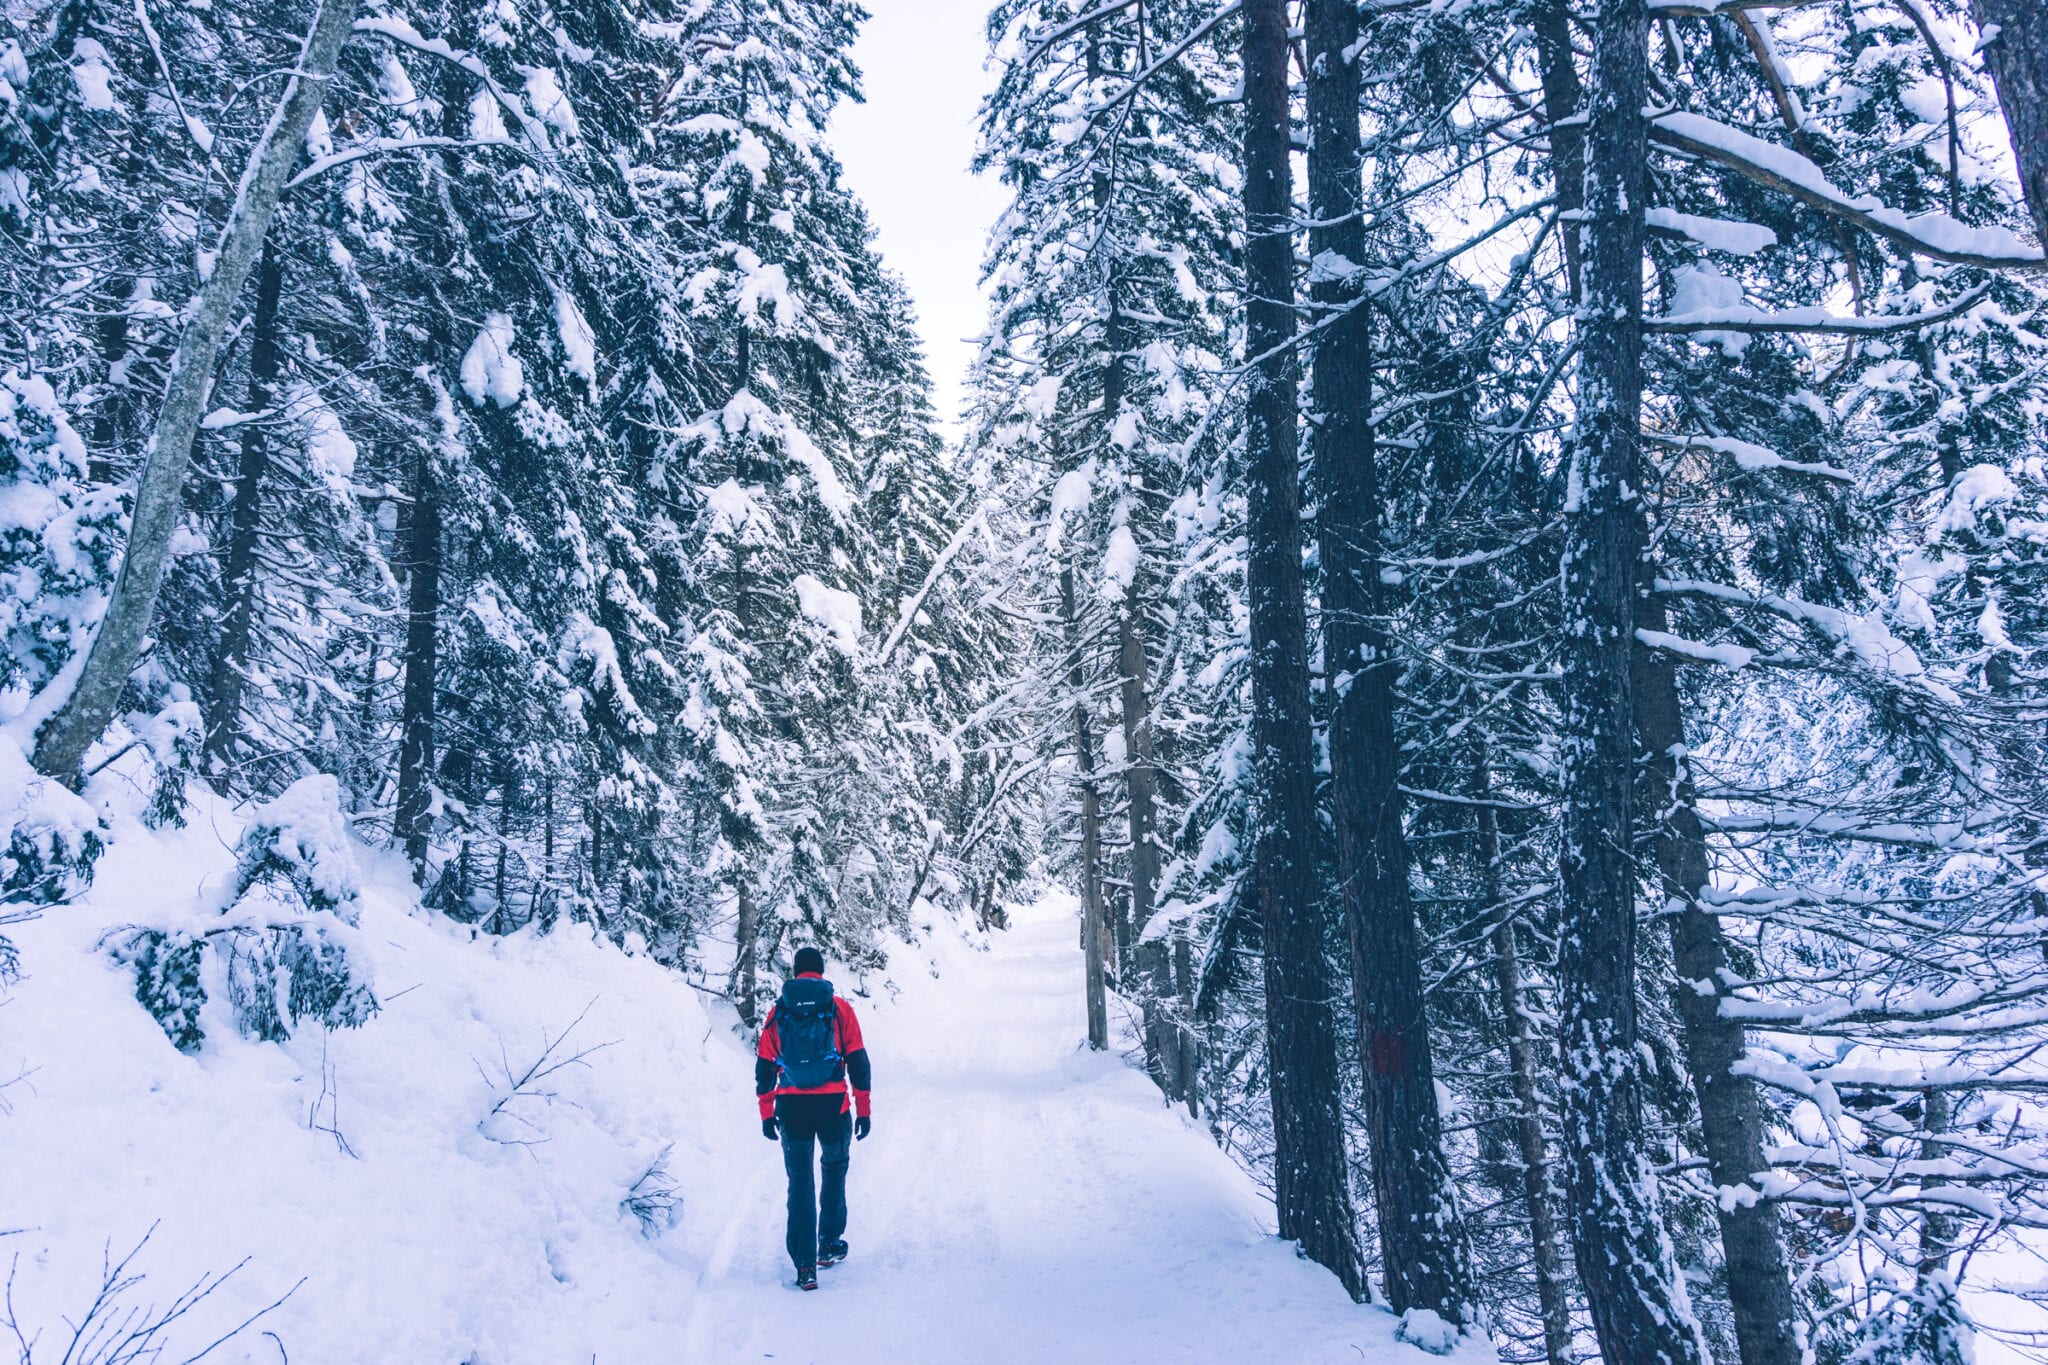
[855,1115,871,1141]
[762,1117,779,1141]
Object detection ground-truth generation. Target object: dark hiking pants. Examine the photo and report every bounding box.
[777,1093,852,1270]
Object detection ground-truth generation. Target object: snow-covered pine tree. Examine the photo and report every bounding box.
[975,0,1240,1093]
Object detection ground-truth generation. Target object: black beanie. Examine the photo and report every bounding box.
[793,946,826,976]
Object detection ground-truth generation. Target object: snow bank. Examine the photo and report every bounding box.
[3,777,1482,1363]
[0,769,773,1362]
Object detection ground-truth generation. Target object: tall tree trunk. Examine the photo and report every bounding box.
[1637,615,1803,1365]
[1533,0,1588,297]
[1242,0,1368,1301]
[1064,563,1111,1052]
[205,239,286,781]
[393,412,442,880]
[1119,591,1180,1096]
[354,634,379,810]
[33,0,361,779]
[1918,1087,1958,1278]
[1971,0,2048,247]
[735,882,760,1028]
[1484,826,1576,1365]
[1557,0,1706,1357]
[89,276,134,484]
[1305,0,1469,1323]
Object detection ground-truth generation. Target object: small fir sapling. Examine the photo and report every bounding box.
[107,776,376,1050]
[106,928,207,1055]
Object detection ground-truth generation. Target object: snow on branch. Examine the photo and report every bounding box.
[1646,206,1778,255]
[1651,112,2048,271]
[1655,576,1945,693]
[1074,2,1244,127]
[878,492,983,665]
[352,15,550,150]
[1648,282,1993,336]
[1020,0,1146,67]
[1646,0,1829,15]
[1644,431,1855,482]
[1635,628,1757,669]
[284,136,524,191]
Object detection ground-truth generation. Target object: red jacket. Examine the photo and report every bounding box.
[755,974,872,1120]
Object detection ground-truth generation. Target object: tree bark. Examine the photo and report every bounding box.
[1556,0,1707,1357]
[1063,563,1111,1052]
[1119,590,1180,1096]
[1533,0,1588,298]
[33,0,361,779]
[1242,0,1368,1302]
[393,412,441,879]
[1305,0,1470,1324]
[204,238,286,781]
[735,882,760,1028]
[1918,1087,1958,1278]
[1971,0,2048,247]
[1636,614,1803,1365]
[1486,883,1576,1365]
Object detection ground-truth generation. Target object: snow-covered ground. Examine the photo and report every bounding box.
[1,779,1478,1363]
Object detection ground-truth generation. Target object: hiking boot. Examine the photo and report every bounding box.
[818,1240,849,1267]
[796,1264,819,1291]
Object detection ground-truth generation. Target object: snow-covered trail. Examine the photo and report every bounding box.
[681,893,1434,1363]
[5,774,1468,1364]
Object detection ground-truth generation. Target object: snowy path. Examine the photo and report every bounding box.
[7,795,1467,1364]
[680,894,1432,1363]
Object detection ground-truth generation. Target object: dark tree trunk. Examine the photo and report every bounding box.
[1636,612,1803,1365]
[393,399,442,881]
[1242,0,1368,1302]
[205,239,286,781]
[1175,919,1200,1115]
[1305,0,1469,1324]
[735,883,760,1028]
[1557,0,1706,1358]
[1533,0,1587,297]
[1119,590,1180,1096]
[1063,563,1111,1052]
[354,634,379,810]
[1485,856,1575,1365]
[1088,30,1142,985]
[1918,1087,1958,1277]
[1972,0,2048,246]
[89,275,134,484]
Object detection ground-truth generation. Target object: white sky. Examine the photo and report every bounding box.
[830,0,1010,437]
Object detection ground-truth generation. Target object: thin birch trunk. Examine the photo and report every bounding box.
[34,0,361,779]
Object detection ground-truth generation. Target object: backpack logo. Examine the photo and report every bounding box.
[776,977,842,1090]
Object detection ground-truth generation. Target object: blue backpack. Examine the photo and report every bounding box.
[775,977,842,1089]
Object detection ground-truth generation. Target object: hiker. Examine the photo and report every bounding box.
[756,946,873,1291]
